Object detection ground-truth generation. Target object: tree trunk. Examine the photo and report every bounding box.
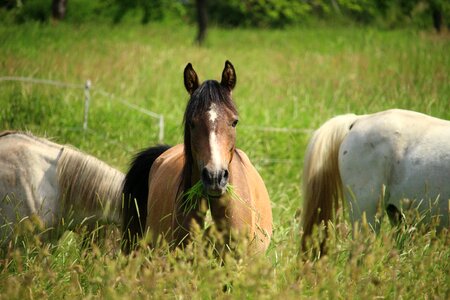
[52,0,67,20]
[431,7,442,33]
[196,0,207,45]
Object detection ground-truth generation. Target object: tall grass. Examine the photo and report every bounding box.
[0,23,449,298]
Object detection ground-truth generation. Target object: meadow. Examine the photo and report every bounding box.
[0,22,449,298]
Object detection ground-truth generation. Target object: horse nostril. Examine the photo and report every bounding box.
[220,169,229,186]
[202,168,228,189]
[202,167,212,185]
[223,169,229,181]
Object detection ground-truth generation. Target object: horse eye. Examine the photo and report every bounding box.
[232,120,239,128]
[190,122,196,130]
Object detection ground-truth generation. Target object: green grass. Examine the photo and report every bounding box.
[181,181,240,215]
[0,22,449,298]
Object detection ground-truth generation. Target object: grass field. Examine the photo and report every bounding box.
[0,23,449,298]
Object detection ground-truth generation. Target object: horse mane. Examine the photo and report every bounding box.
[0,130,18,138]
[0,130,64,149]
[0,130,124,224]
[182,80,238,193]
[122,145,171,253]
[0,130,49,142]
[57,147,125,225]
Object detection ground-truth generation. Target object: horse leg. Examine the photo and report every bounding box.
[386,204,403,226]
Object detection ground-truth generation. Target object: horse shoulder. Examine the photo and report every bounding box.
[234,149,269,196]
[23,141,61,222]
[233,148,272,248]
[0,135,61,230]
[0,139,32,220]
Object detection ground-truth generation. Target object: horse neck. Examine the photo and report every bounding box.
[57,148,124,225]
[171,143,205,245]
[182,134,199,192]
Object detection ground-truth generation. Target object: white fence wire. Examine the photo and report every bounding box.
[240,125,312,134]
[1,76,311,165]
[0,76,165,143]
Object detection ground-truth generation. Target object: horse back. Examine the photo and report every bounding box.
[0,133,61,241]
[339,109,450,229]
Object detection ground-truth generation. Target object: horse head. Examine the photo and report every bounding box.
[183,61,238,198]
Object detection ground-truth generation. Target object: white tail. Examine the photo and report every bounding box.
[301,114,359,246]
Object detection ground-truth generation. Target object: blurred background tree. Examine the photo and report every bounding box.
[52,0,66,20]
[0,0,448,38]
[195,0,207,45]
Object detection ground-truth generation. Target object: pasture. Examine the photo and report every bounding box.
[0,23,449,298]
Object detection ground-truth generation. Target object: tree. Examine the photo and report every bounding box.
[52,0,67,20]
[430,0,443,32]
[196,0,207,45]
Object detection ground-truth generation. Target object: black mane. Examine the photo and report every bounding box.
[122,145,171,253]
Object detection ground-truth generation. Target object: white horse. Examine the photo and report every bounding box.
[0,131,124,245]
[302,109,450,244]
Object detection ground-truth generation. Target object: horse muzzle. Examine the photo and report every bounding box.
[201,167,229,197]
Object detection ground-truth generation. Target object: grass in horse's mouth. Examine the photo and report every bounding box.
[181,181,236,214]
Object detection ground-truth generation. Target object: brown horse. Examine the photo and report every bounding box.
[122,61,272,254]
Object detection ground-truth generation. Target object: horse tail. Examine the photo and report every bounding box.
[301,114,359,250]
[122,145,171,253]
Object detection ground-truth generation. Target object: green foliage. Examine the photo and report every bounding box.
[64,0,109,23]
[335,0,380,23]
[13,0,52,23]
[1,0,449,29]
[0,0,189,24]
[207,0,312,28]
[107,0,189,24]
[206,0,450,29]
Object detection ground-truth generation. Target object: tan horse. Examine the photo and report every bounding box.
[0,131,124,244]
[122,61,272,253]
[302,109,450,251]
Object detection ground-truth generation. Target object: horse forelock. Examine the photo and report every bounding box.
[57,148,124,224]
[183,80,237,129]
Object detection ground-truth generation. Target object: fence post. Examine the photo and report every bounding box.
[159,115,164,143]
[83,79,91,131]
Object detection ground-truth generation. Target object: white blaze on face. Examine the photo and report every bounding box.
[208,103,218,123]
[208,103,222,170]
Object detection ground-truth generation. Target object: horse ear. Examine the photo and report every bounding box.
[184,63,200,95]
[221,60,236,91]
